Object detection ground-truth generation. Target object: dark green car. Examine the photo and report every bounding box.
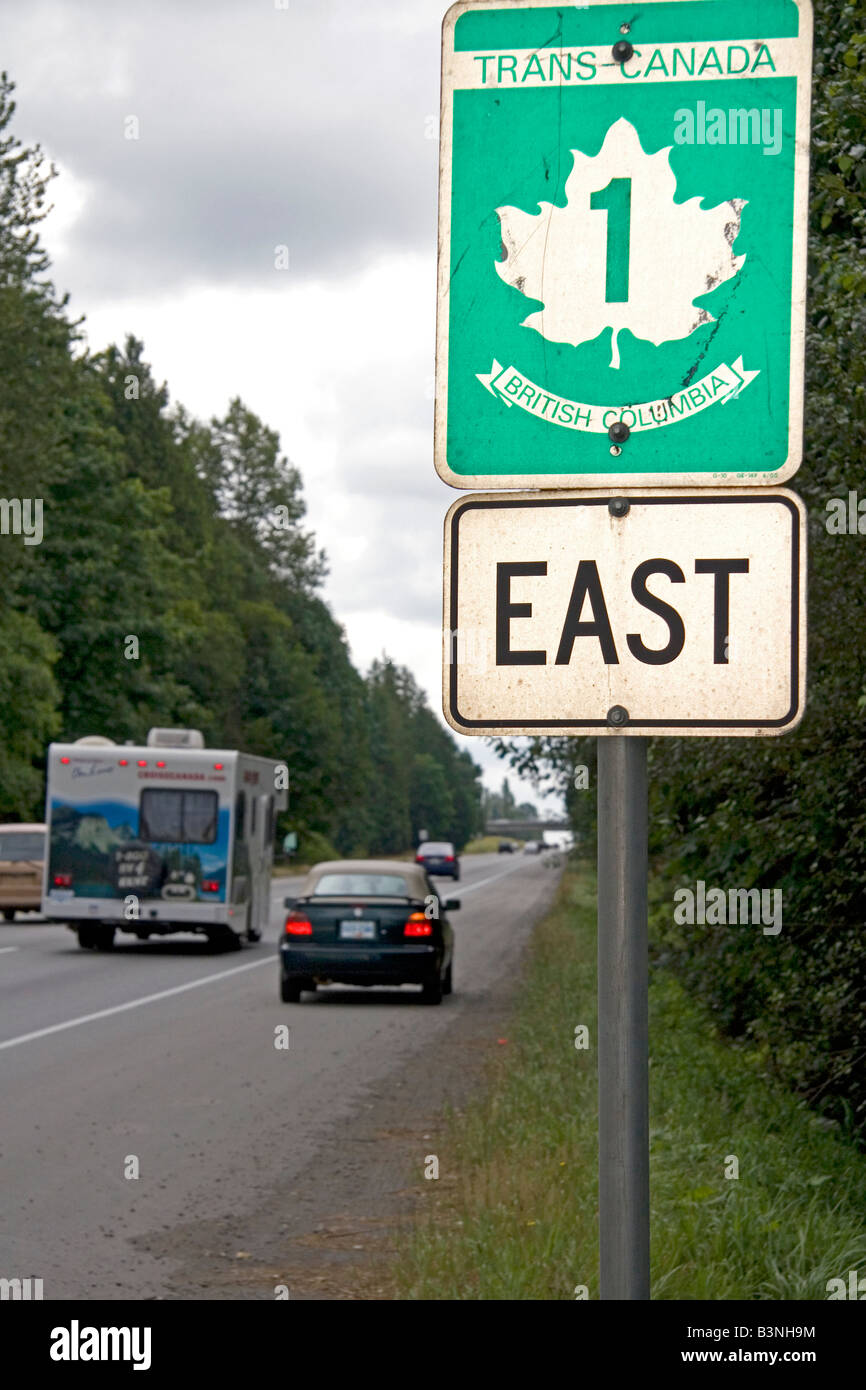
[280,859,459,1005]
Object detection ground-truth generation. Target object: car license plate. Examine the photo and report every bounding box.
[339,920,376,940]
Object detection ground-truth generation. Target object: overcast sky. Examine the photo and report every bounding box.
[4,0,563,814]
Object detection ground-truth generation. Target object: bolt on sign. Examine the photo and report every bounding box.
[435,0,813,488]
[443,491,806,736]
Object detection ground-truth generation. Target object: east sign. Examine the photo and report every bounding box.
[435,0,813,488]
[443,491,806,736]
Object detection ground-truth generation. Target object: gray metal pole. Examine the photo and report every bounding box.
[597,735,650,1300]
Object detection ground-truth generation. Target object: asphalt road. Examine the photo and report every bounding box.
[0,851,562,1299]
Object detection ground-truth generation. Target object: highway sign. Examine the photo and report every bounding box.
[443,490,806,735]
[436,0,813,488]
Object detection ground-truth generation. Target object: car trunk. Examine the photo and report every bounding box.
[296,896,435,944]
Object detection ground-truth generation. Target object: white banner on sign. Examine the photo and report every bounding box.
[449,39,805,91]
[476,357,760,434]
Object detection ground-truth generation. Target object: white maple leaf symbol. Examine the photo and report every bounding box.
[496,117,746,369]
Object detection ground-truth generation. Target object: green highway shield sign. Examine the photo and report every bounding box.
[435,0,813,488]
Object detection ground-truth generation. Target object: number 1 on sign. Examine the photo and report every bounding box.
[590,177,631,303]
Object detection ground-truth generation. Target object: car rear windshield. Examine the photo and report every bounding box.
[0,832,46,860]
[419,844,452,855]
[139,790,218,844]
[312,873,409,897]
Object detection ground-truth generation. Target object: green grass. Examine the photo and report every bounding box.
[461,836,504,854]
[394,864,866,1300]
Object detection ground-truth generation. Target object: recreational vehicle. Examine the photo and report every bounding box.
[42,729,288,950]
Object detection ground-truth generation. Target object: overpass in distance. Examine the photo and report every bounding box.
[485,818,572,839]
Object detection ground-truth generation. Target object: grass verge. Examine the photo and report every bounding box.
[393,863,866,1299]
[461,836,509,854]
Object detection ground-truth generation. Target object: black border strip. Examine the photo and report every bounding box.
[448,494,802,731]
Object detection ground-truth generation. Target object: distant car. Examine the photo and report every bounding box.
[498,840,514,853]
[0,823,46,921]
[415,840,460,880]
[523,840,542,855]
[279,859,458,1005]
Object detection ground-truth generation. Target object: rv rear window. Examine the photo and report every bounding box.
[139,790,218,845]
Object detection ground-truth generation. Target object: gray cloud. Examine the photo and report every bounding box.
[2,0,563,810]
[6,0,443,301]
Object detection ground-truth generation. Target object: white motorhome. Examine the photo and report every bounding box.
[42,729,288,950]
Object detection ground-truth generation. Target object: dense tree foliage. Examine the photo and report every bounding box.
[0,73,482,852]
[496,6,866,1143]
[481,778,539,822]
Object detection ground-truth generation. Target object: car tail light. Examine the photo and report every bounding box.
[201,880,220,893]
[284,914,313,936]
[404,912,433,937]
[445,856,455,862]
[415,854,424,862]
[53,873,73,887]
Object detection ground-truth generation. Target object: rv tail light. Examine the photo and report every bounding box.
[53,873,73,888]
[118,759,129,766]
[201,880,220,893]
[284,914,313,936]
[404,912,433,937]
[60,757,70,765]
[137,760,147,767]
[156,760,166,768]
[213,762,224,770]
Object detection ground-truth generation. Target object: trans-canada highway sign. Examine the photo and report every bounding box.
[443,490,806,736]
[435,0,813,488]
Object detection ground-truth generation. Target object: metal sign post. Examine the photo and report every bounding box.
[597,736,649,1300]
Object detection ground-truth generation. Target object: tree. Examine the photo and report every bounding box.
[482,777,539,821]
[410,753,455,844]
[195,397,326,592]
[0,70,485,879]
[0,610,60,817]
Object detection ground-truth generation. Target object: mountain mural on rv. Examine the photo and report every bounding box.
[48,801,230,901]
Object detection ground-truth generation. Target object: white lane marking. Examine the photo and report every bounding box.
[0,956,272,1054]
[0,946,19,955]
